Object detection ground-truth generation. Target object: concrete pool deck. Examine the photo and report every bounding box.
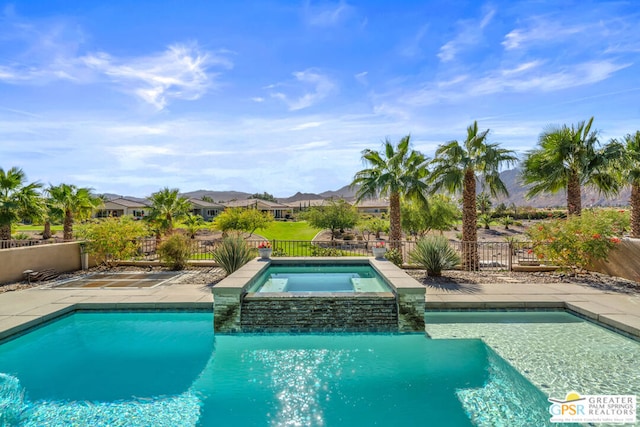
[0,265,639,340]
[425,280,640,338]
[0,279,213,341]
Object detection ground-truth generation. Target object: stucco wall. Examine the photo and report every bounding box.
[0,242,85,284]
[590,238,640,282]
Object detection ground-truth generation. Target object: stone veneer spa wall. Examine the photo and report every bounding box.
[211,257,426,333]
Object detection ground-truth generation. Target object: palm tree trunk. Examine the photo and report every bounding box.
[631,184,640,238]
[0,224,11,241]
[63,210,73,240]
[567,171,582,215]
[389,192,401,250]
[462,169,478,270]
[43,221,51,240]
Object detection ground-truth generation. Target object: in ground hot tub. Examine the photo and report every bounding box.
[247,264,392,293]
[211,257,425,333]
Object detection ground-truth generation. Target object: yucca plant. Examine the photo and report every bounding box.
[409,235,461,276]
[212,234,255,275]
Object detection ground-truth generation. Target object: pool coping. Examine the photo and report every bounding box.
[0,260,638,340]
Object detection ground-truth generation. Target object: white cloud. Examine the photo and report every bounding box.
[304,1,354,27]
[438,7,495,62]
[0,11,231,110]
[502,21,587,51]
[399,24,429,57]
[269,69,336,111]
[354,71,368,85]
[395,59,630,107]
[290,121,323,130]
[82,44,231,110]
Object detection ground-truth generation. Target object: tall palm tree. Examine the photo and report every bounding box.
[47,184,103,240]
[521,117,619,215]
[147,188,191,237]
[351,135,430,249]
[0,167,43,240]
[608,131,640,237]
[430,121,517,270]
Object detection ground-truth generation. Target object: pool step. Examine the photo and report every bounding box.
[240,294,398,332]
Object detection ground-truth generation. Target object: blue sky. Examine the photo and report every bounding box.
[1,0,639,198]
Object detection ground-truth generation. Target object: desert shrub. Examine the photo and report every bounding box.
[385,248,404,267]
[526,209,628,272]
[158,234,192,270]
[77,216,149,266]
[409,235,461,276]
[212,235,255,275]
[309,245,344,256]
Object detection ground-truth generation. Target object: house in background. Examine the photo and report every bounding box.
[223,198,292,219]
[188,198,225,221]
[96,197,150,219]
[282,199,327,214]
[353,198,389,216]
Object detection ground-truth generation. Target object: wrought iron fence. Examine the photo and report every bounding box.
[132,237,546,271]
[0,238,66,249]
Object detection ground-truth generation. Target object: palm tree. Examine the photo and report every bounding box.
[41,196,63,240]
[351,135,430,249]
[521,117,619,215]
[147,188,191,237]
[47,184,103,240]
[431,121,517,270]
[609,131,640,237]
[183,213,205,239]
[0,167,43,240]
[476,192,492,215]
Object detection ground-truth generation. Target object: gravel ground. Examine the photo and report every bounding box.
[407,269,640,295]
[2,265,639,295]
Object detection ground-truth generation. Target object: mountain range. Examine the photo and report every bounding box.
[107,168,631,208]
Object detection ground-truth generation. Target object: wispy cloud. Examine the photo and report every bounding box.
[82,44,231,110]
[0,10,231,110]
[269,69,336,110]
[502,19,588,51]
[393,59,630,107]
[399,24,429,57]
[303,0,354,27]
[438,7,495,62]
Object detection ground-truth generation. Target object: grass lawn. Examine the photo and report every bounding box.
[15,224,63,232]
[256,221,321,241]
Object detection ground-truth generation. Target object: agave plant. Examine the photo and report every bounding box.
[409,235,461,276]
[212,234,255,275]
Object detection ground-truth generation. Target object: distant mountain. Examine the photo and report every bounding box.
[181,190,253,203]
[101,169,631,208]
[319,184,357,200]
[493,168,629,208]
[278,192,324,203]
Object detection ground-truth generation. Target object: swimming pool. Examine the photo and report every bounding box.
[0,311,637,426]
[247,264,392,293]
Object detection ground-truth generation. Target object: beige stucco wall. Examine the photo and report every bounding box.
[0,242,86,284]
[590,238,640,282]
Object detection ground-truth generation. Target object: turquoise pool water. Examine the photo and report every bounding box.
[248,264,391,293]
[1,311,636,426]
[0,311,553,426]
